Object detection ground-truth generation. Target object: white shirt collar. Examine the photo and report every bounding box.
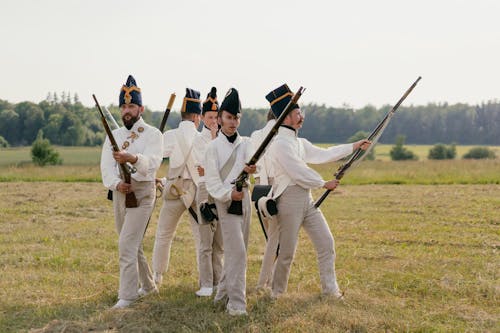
[278,125,298,138]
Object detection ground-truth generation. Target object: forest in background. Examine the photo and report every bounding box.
[0,93,499,146]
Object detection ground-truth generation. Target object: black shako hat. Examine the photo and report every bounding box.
[119,75,142,107]
[202,87,219,114]
[265,84,299,118]
[220,88,241,116]
[181,88,202,114]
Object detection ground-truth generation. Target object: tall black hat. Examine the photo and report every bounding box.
[265,84,298,118]
[181,88,202,114]
[202,87,219,114]
[220,88,241,116]
[119,75,142,107]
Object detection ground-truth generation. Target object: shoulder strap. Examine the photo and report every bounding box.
[219,143,241,182]
[179,131,200,184]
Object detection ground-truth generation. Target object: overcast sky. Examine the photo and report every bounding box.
[1,0,499,112]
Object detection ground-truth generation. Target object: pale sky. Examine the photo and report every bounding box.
[1,0,499,112]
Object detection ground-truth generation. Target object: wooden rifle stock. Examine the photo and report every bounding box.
[159,93,176,133]
[227,86,306,215]
[314,76,422,208]
[93,94,138,208]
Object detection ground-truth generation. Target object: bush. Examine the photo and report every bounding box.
[463,147,496,159]
[31,130,63,166]
[390,135,418,161]
[0,135,9,148]
[428,143,456,160]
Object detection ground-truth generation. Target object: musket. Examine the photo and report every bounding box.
[159,93,176,133]
[314,76,422,208]
[228,86,306,215]
[102,106,135,202]
[93,94,138,208]
[102,106,137,175]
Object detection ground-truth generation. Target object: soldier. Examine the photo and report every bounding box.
[100,75,163,309]
[152,88,202,287]
[250,110,278,290]
[204,88,256,316]
[192,87,224,297]
[266,84,371,299]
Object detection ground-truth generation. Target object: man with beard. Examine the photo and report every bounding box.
[100,75,163,309]
[266,84,371,300]
[191,87,223,297]
[152,88,202,287]
[204,88,256,316]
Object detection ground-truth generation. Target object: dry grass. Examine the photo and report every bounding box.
[0,182,498,332]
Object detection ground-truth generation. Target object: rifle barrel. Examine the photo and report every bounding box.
[313,76,421,209]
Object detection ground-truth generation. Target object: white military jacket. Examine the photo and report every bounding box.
[162,120,200,185]
[204,133,253,203]
[100,117,163,191]
[269,126,354,197]
[192,126,215,184]
[250,119,276,185]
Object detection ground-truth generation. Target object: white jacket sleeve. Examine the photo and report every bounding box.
[192,135,203,166]
[302,139,354,164]
[133,128,163,177]
[192,135,205,182]
[249,130,264,179]
[100,136,121,191]
[162,129,176,158]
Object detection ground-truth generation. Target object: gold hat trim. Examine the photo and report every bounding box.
[270,92,293,106]
[205,96,217,104]
[181,97,202,112]
[203,97,218,111]
[121,85,141,104]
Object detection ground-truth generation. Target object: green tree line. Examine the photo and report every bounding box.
[1,93,499,146]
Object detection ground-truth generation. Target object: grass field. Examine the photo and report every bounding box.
[0,146,101,166]
[0,146,499,332]
[0,183,498,332]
